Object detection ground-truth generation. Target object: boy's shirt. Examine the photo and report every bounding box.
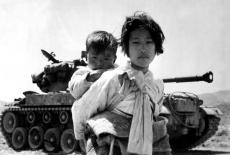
[68,65,118,99]
[68,66,93,99]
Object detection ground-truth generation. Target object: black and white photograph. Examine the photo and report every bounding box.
[0,0,229,155]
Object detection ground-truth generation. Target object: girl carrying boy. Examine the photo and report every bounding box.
[71,11,171,155]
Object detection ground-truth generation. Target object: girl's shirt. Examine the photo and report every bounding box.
[111,64,164,117]
[71,62,164,155]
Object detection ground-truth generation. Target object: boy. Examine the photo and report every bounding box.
[68,30,118,100]
[68,31,118,151]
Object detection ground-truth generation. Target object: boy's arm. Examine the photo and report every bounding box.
[72,71,119,140]
[68,69,93,99]
[85,69,105,82]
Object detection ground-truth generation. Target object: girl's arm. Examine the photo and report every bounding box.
[157,79,164,110]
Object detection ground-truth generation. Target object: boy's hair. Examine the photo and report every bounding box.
[86,31,118,55]
[120,11,165,56]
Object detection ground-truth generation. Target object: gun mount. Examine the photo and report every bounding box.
[32,50,87,92]
[163,71,213,83]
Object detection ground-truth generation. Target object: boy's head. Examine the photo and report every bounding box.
[120,11,165,57]
[86,31,118,70]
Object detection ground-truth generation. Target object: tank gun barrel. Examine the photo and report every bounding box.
[163,71,213,83]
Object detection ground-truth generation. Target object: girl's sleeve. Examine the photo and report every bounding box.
[71,71,119,140]
[156,79,164,110]
[68,69,93,99]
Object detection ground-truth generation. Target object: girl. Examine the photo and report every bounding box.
[72,11,171,155]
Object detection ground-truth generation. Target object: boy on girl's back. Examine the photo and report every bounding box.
[68,30,118,100]
[70,11,171,155]
[68,31,118,147]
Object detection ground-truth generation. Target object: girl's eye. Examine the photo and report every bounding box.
[147,40,153,44]
[132,41,139,44]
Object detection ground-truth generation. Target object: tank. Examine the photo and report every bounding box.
[0,50,87,154]
[0,50,222,154]
[161,72,222,151]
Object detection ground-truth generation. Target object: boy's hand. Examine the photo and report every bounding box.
[86,69,105,82]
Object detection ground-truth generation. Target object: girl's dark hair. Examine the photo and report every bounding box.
[120,11,165,56]
[86,31,118,55]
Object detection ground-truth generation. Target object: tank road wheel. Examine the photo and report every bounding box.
[28,126,44,149]
[60,129,77,154]
[43,111,52,124]
[44,128,60,152]
[11,127,27,150]
[59,111,69,124]
[2,112,18,133]
[27,111,36,124]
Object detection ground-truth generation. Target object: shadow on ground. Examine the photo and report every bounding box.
[173,150,230,155]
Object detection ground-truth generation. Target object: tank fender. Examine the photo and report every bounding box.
[160,105,171,115]
[200,106,223,117]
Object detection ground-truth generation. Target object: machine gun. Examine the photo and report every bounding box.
[41,49,60,63]
[163,71,213,83]
[32,49,87,92]
[41,49,87,65]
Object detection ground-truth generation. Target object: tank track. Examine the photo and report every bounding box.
[186,115,220,150]
[1,106,221,153]
[0,105,75,153]
[0,107,19,150]
[171,115,220,151]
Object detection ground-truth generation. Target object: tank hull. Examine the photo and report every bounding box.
[0,91,221,154]
[0,92,78,154]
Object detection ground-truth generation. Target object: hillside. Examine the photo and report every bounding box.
[199,90,230,126]
[0,100,8,109]
[199,90,230,106]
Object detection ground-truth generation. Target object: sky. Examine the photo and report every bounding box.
[0,0,230,102]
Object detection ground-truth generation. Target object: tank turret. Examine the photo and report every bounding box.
[32,50,87,92]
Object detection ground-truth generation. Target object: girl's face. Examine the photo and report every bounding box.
[128,28,156,69]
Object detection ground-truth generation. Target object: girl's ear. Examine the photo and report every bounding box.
[81,50,88,60]
[156,51,161,56]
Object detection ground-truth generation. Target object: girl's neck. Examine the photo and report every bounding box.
[131,63,148,74]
